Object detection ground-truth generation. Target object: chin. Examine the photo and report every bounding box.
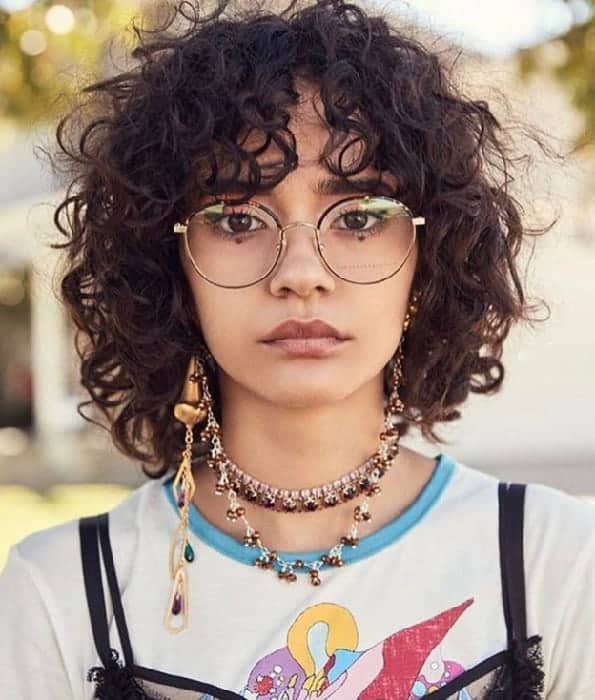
[257,377,357,408]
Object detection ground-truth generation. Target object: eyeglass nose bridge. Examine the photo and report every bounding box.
[278,221,320,238]
[275,220,328,264]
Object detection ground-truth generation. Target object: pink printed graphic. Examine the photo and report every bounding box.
[242,598,474,699]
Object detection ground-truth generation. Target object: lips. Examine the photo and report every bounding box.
[261,319,349,342]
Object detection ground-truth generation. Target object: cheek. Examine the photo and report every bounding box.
[189,283,257,365]
[355,252,418,362]
[361,270,413,334]
[358,290,403,361]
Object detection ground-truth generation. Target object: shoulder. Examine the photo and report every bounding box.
[446,455,595,537]
[8,475,167,591]
[518,484,595,694]
[524,479,595,528]
[441,456,595,565]
[0,475,171,686]
[523,480,595,570]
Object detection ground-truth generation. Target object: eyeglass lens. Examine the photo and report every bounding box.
[185,196,416,286]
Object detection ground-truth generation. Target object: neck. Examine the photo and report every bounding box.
[190,369,439,553]
[215,371,387,489]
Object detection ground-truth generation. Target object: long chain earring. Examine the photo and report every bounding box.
[164,352,209,633]
[403,289,421,334]
[388,289,420,413]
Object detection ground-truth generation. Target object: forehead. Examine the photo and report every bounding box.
[202,81,399,197]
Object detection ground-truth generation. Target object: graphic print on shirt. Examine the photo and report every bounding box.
[239,598,474,699]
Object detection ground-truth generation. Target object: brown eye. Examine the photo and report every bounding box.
[342,211,371,230]
[226,213,256,233]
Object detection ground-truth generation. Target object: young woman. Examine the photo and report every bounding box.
[1,1,593,698]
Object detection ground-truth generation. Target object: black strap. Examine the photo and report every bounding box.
[79,515,112,668]
[498,481,528,645]
[79,514,134,668]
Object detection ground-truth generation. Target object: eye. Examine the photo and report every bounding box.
[336,209,381,231]
[218,211,266,234]
[202,205,269,236]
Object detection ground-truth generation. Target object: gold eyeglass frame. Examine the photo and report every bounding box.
[173,194,426,289]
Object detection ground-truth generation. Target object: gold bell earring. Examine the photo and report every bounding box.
[164,353,208,633]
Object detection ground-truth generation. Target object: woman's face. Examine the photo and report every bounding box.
[179,88,419,410]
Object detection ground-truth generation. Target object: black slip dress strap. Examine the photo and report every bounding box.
[497,481,545,699]
[79,513,134,666]
[498,482,528,645]
[79,514,148,699]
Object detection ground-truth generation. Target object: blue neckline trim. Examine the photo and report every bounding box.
[163,452,455,569]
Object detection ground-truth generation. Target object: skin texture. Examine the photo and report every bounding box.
[179,84,438,552]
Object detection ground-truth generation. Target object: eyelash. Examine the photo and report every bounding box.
[208,208,386,240]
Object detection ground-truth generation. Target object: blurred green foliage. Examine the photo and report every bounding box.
[0,0,139,126]
[518,0,595,147]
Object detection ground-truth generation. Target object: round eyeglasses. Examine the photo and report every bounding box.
[173,195,425,288]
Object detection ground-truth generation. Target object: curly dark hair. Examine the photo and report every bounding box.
[49,0,553,478]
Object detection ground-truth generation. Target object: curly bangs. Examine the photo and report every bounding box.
[49,0,549,477]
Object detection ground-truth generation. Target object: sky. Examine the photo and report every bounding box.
[385,0,592,56]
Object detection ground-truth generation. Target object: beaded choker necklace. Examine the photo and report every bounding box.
[207,453,388,513]
[214,446,396,584]
[193,353,402,586]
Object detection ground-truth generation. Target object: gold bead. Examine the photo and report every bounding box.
[173,402,207,427]
[309,570,321,586]
[341,535,360,548]
[278,570,297,583]
[354,505,371,522]
[255,555,273,570]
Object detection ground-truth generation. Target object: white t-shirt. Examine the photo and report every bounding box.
[0,452,594,699]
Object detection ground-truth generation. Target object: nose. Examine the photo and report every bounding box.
[267,220,336,298]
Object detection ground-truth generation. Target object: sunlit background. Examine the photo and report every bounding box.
[1,0,594,568]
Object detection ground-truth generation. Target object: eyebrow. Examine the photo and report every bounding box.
[312,176,395,196]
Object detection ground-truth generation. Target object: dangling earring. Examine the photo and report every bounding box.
[164,352,209,633]
[387,289,421,414]
[402,289,421,334]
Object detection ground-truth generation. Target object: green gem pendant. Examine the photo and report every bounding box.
[184,541,195,563]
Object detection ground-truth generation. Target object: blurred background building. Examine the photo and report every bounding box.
[0,0,594,565]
